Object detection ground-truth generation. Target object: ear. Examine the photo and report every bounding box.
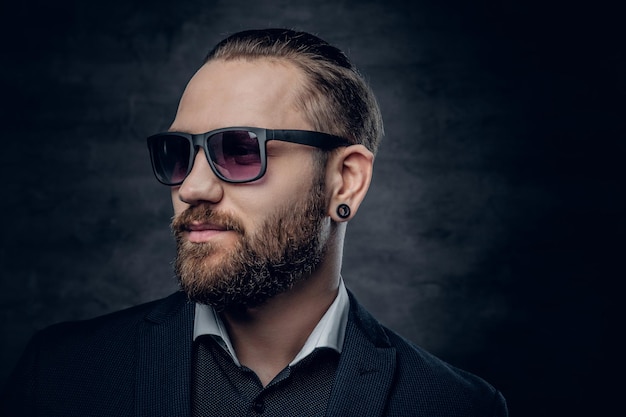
[325,145,374,222]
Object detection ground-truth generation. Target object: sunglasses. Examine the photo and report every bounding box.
[147,127,351,185]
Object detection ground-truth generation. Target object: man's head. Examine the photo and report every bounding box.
[148,28,382,310]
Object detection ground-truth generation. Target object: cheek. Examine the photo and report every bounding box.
[171,188,186,215]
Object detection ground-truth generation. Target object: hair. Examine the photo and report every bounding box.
[204,28,384,156]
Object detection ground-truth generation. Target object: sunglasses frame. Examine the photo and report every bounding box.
[147,126,351,185]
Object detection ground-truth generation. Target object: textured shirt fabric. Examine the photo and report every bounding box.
[193,279,349,366]
[191,336,339,417]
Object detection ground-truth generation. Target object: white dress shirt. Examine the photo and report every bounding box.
[193,279,350,367]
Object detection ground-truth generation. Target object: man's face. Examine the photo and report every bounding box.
[168,59,332,311]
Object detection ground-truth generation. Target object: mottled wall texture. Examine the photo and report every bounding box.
[0,0,622,415]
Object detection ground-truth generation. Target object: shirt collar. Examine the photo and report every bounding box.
[193,279,350,367]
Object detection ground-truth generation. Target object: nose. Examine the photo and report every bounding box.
[176,148,224,205]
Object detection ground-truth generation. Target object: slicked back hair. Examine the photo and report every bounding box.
[204,28,384,155]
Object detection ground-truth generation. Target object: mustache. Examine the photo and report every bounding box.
[171,205,245,235]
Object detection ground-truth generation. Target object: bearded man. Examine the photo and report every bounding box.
[1,28,508,417]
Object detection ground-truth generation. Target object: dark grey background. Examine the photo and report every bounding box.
[0,0,622,415]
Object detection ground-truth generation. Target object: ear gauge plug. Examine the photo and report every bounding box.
[336,203,351,219]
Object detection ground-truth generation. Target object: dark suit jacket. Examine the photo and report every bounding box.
[2,291,507,416]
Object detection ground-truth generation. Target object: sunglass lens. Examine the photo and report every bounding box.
[208,130,262,181]
[149,134,191,185]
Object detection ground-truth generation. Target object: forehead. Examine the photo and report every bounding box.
[171,58,311,133]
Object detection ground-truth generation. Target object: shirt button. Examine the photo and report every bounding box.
[252,399,265,414]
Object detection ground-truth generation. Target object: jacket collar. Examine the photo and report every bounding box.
[134,290,397,417]
[137,292,194,417]
[326,291,397,417]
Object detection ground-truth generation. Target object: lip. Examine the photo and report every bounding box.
[185,222,231,243]
[187,222,226,232]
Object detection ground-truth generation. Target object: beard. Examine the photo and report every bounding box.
[171,173,330,312]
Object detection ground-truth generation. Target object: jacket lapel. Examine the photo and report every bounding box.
[135,292,195,417]
[326,292,397,417]
[132,291,396,416]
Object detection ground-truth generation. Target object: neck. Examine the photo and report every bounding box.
[221,253,342,386]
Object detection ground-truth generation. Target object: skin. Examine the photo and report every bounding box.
[169,58,374,386]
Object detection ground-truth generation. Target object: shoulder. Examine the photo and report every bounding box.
[34,291,189,347]
[1,292,192,416]
[12,291,191,378]
[346,292,508,416]
[384,327,508,416]
[385,326,490,388]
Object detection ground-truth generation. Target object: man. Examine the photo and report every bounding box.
[2,28,508,416]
